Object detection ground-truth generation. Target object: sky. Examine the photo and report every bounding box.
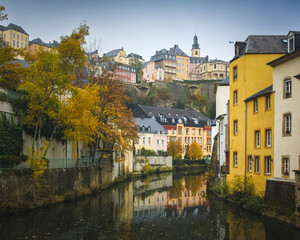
[2,0,300,62]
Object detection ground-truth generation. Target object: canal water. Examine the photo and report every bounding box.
[0,173,299,240]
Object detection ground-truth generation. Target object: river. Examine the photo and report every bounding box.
[0,172,299,239]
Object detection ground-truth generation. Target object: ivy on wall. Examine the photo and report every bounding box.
[0,113,23,156]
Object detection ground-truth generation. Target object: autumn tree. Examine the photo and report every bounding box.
[21,23,89,178]
[167,139,183,159]
[128,57,143,83]
[88,73,138,163]
[186,139,203,160]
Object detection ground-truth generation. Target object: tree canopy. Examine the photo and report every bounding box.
[167,139,183,159]
[186,139,203,160]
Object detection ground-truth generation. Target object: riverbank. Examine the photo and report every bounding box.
[208,179,295,226]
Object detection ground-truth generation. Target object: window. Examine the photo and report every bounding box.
[234,152,238,167]
[234,120,238,135]
[234,90,238,105]
[255,157,260,173]
[266,130,271,147]
[265,157,271,174]
[178,127,182,135]
[192,129,195,135]
[284,79,291,98]
[21,36,23,41]
[283,114,291,135]
[282,157,289,176]
[13,33,15,38]
[148,137,151,145]
[207,138,211,145]
[162,140,164,145]
[248,156,253,172]
[214,64,216,69]
[288,37,294,52]
[233,66,237,80]
[13,40,15,46]
[17,34,19,39]
[171,128,174,134]
[157,139,159,145]
[254,99,258,113]
[266,95,271,110]
[199,129,201,135]
[143,137,145,145]
[255,131,260,148]
[186,128,189,135]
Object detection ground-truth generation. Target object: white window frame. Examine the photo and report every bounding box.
[266,95,271,110]
[234,152,238,167]
[283,157,289,176]
[256,131,260,148]
[234,90,238,105]
[254,99,258,112]
[234,120,238,135]
[255,157,260,173]
[248,156,253,172]
[265,157,271,174]
[148,137,151,145]
[143,137,145,145]
[285,114,291,134]
[266,130,271,147]
[284,79,291,98]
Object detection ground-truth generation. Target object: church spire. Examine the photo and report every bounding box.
[192,34,199,49]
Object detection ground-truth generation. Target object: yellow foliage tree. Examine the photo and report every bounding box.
[187,139,203,160]
[167,139,183,159]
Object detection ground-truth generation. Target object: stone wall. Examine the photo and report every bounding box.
[265,178,295,206]
[134,156,172,172]
[294,170,300,229]
[0,165,115,214]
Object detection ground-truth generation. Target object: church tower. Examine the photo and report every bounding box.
[191,34,200,57]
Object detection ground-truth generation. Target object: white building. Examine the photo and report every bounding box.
[214,76,229,171]
[268,31,300,180]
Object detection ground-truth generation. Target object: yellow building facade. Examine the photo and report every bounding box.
[227,35,287,195]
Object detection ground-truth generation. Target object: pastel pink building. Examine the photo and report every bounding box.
[142,61,164,82]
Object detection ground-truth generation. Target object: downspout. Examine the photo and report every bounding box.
[244,101,247,178]
[217,119,221,176]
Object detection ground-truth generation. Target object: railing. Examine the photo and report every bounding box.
[0,158,100,170]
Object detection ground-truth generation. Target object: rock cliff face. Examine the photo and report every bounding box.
[125,80,220,119]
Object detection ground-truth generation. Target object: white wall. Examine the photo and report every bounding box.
[273,56,300,179]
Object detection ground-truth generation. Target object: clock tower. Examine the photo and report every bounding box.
[191,34,200,57]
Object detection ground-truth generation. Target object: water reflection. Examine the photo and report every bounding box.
[0,173,299,240]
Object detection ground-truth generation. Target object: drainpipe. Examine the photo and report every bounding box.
[216,119,221,177]
[244,101,247,178]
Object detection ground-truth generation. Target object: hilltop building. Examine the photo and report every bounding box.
[197,59,229,80]
[0,23,29,50]
[134,105,213,157]
[142,61,164,82]
[28,38,59,54]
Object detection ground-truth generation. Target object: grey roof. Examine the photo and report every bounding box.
[155,64,162,69]
[267,47,300,67]
[134,117,165,133]
[29,38,59,48]
[3,23,29,35]
[134,104,211,128]
[244,85,273,102]
[218,76,229,86]
[142,62,148,68]
[8,59,30,68]
[128,53,144,60]
[169,45,188,57]
[233,35,287,61]
[189,56,209,63]
[104,48,123,57]
[0,25,6,31]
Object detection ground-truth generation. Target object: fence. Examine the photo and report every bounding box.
[0,157,100,170]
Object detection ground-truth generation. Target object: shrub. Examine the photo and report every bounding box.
[230,175,254,200]
[140,147,156,156]
[0,154,28,167]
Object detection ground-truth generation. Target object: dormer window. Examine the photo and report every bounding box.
[182,116,188,124]
[148,127,151,132]
[142,126,145,131]
[159,114,167,123]
[288,37,294,52]
[172,118,175,123]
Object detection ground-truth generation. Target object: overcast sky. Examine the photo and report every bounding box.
[2,0,300,61]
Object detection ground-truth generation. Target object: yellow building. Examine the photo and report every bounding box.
[150,49,176,80]
[103,48,128,64]
[0,23,29,50]
[227,35,287,194]
[134,105,212,157]
[169,45,190,80]
[28,38,59,55]
[197,59,229,80]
